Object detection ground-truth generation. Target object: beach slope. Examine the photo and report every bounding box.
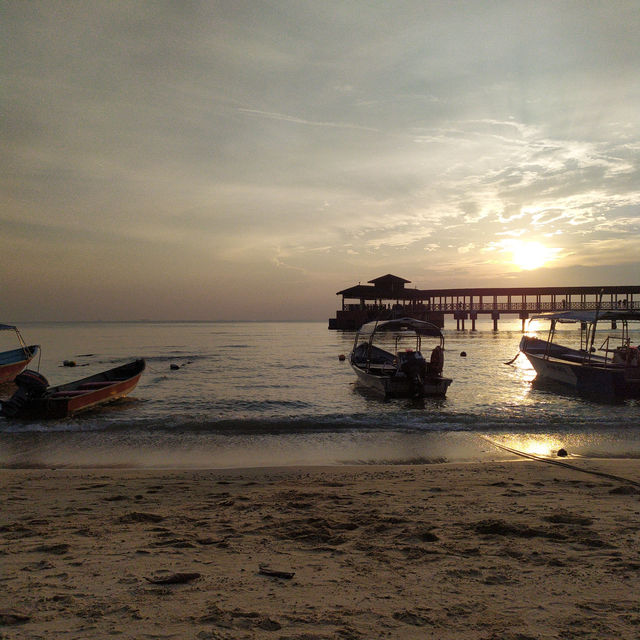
[1,460,640,639]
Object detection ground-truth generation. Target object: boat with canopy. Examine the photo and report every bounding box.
[350,317,452,397]
[519,310,640,398]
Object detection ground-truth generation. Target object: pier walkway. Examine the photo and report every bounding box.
[329,274,640,331]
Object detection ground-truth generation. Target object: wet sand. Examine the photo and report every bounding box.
[1,459,640,639]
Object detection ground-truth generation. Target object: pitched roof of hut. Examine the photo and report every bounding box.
[337,274,423,300]
[368,274,411,286]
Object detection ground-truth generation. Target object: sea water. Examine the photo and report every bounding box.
[1,320,638,468]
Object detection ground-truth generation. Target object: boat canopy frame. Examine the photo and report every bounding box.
[352,317,445,359]
[0,324,30,357]
[528,310,640,365]
[354,317,444,338]
[529,310,640,324]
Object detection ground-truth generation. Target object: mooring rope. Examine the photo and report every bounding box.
[480,435,640,488]
[504,352,520,365]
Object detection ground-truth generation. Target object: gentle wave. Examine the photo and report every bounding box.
[2,410,637,435]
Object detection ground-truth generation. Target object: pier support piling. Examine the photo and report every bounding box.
[454,311,468,331]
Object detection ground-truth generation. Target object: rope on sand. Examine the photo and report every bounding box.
[480,435,640,488]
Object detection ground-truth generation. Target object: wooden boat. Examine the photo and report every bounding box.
[350,317,452,397]
[1,358,145,418]
[0,324,40,384]
[519,310,640,399]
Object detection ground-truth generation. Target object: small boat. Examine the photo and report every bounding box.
[350,317,452,397]
[519,310,640,399]
[0,358,145,418]
[0,324,40,384]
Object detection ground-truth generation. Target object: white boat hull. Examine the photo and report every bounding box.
[522,351,639,398]
[519,311,640,399]
[524,352,580,387]
[351,363,452,398]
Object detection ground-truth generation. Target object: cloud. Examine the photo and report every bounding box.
[237,108,378,132]
[2,1,640,320]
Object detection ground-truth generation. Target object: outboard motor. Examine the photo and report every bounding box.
[429,346,444,376]
[0,370,49,418]
[398,350,427,393]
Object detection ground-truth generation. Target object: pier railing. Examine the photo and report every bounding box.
[344,301,640,313]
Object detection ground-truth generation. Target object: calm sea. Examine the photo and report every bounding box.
[1,320,639,468]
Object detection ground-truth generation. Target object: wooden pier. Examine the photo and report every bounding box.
[328,274,640,331]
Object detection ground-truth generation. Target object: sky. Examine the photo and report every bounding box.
[2,1,640,321]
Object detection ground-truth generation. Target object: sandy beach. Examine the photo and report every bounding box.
[1,458,640,639]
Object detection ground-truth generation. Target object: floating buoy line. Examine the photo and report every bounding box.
[480,435,640,488]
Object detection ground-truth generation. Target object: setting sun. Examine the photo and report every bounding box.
[508,240,559,270]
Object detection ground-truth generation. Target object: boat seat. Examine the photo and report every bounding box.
[49,390,90,398]
[78,381,114,389]
[556,353,586,363]
[367,365,394,373]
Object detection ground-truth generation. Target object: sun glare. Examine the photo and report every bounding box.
[501,436,563,458]
[509,240,557,270]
